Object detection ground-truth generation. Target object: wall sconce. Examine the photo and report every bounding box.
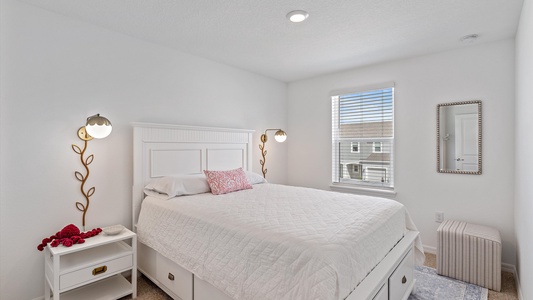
[71,114,112,230]
[259,129,287,178]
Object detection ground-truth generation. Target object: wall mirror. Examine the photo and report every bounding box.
[437,100,482,174]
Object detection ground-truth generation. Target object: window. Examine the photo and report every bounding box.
[331,85,394,188]
[373,142,383,153]
[351,142,360,153]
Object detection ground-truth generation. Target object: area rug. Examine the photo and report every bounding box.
[408,266,488,300]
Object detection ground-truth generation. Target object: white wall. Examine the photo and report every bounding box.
[0,1,287,299]
[515,0,532,298]
[288,40,516,265]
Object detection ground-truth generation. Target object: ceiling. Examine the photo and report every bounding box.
[20,0,524,82]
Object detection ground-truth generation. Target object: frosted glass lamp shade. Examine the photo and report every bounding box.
[85,114,112,139]
[274,130,287,142]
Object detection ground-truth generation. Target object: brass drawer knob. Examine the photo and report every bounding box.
[168,273,175,281]
[402,275,407,284]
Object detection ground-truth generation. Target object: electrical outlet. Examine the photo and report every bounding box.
[435,212,444,223]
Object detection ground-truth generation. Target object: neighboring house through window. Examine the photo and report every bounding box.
[373,142,383,153]
[351,142,360,153]
[331,84,394,188]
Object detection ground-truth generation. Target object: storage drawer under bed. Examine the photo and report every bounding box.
[388,247,414,300]
[156,253,193,300]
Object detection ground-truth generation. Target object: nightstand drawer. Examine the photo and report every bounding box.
[60,254,132,290]
[388,248,414,300]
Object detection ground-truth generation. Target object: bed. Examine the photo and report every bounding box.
[132,123,423,300]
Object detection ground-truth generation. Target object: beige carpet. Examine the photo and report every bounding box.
[124,253,519,300]
[120,275,171,300]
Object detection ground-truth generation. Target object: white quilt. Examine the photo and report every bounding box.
[137,184,422,300]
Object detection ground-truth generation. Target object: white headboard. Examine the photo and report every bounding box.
[132,123,255,227]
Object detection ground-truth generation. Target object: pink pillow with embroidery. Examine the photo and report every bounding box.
[204,168,253,195]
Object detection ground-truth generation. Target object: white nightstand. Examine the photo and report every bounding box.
[44,227,137,300]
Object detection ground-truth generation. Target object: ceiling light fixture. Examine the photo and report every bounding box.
[287,10,309,23]
[460,34,479,44]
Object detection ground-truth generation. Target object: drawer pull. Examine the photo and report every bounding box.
[402,275,407,284]
[92,265,107,276]
[168,273,175,281]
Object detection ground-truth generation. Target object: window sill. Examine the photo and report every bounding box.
[329,183,397,198]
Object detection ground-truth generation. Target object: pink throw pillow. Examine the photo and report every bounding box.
[204,168,253,195]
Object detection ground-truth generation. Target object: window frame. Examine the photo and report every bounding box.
[351,142,360,153]
[372,142,383,153]
[331,83,395,190]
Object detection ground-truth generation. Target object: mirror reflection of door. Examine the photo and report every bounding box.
[437,100,481,174]
[454,113,478,171]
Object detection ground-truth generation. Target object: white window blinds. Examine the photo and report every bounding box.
[332,86,394,188]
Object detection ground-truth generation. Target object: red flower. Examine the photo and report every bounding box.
[59,224,81,239]
[36,225,101,251]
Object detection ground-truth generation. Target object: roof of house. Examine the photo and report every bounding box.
[361,152,391,163]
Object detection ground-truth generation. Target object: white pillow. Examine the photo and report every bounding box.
[245,171,267,185]
[144,174,211,200]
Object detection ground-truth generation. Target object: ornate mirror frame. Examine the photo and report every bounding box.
[437,100,482,175]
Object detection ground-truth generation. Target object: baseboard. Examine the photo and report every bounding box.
[32,296,44,300]
[422,244,436,254]
[502,262,514,273]
[510,265,524,300]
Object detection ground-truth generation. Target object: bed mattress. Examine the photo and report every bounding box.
[137,183,421,300]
